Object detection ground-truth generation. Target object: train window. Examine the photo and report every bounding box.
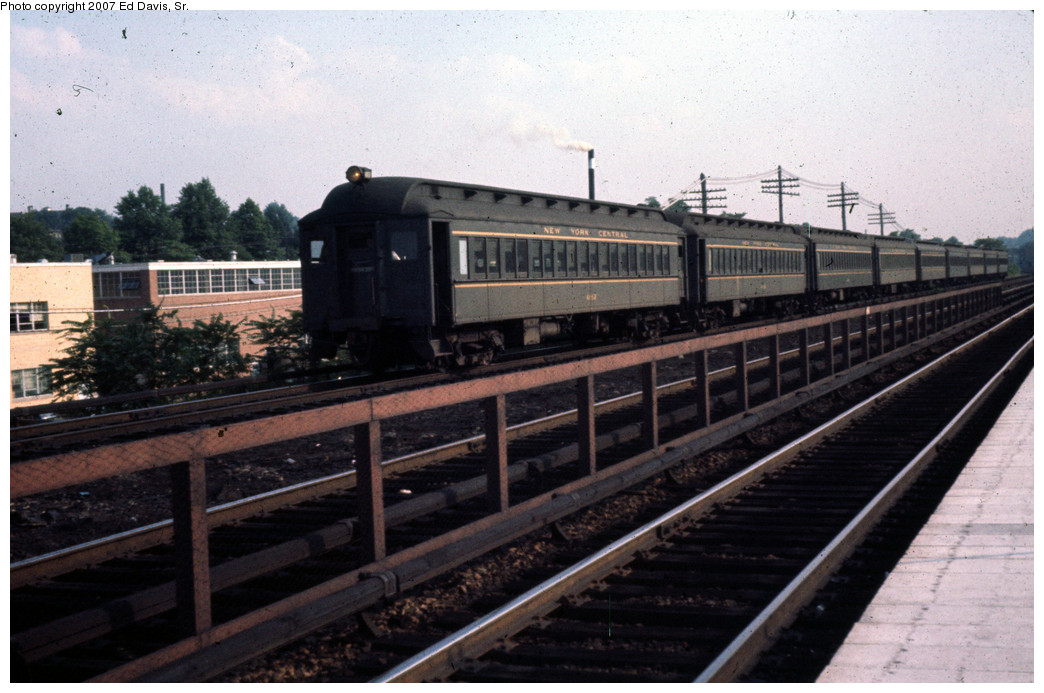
[599,243,609,275]
[488,238,500,278]
[579,242,590,275]
[459,239,468,276]
[309,240,325,264]
[628,245,638,276]
[517,239,528,277]
[609,244,619,275]
[656,246,664,274]
[543,240,554,275]
[567,241,578,277]
[347,232,374,250]
[389,230,417,261]
[472,238,487,277]
[503,239,515,279]
[589,243,599,276]
[554,242,566,276]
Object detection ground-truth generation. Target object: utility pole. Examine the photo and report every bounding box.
[760,165,799,223]
[867,203,896,236]
[681,173,727,214]
[827,182,859,232]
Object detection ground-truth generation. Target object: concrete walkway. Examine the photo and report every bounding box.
[817,370,1033,683]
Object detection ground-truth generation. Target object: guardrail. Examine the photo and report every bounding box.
[11,283,1004,653]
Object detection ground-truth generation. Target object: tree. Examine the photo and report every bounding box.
[114,186,194,261]
[229,198,278,260]
[247,309,309,373]
[1016,241,1033,275]
[10,212,63,262]
[641,197,662,208]
[63,212,119,257]
[49,306,249,400]
[973,237,1006,251]
[166,313,250,383]
[890,229,921,241]
[172,178,232,259]
[264,202,299,259]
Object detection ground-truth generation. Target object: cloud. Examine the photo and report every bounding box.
[144,35,333,125]
[12,26,82,58]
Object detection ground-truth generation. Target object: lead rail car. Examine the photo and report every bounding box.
[300,170,1008,368]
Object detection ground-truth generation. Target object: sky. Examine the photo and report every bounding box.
[5,8,1035,244]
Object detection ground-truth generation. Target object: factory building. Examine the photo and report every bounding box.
[10,258,302,409]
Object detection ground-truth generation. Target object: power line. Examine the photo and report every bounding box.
[672,165,910,233]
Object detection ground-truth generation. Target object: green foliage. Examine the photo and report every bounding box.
[10,212,63,262]
[63,212,119,256]
[1016,241,1033,274]
[889,228,921,241]
[264,202,299,259]
[49,306,249,399]
[641,196,662,208]
[229,198,278,260]
[172,178,232,259]
[114,186,195,261]
[247,309,309,373]
[973,237,1006,251]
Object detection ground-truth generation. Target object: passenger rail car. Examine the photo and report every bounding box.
[300,169,1008,368]
[670,213,808,323]
[916,241,948,284]
[300,173,685,367]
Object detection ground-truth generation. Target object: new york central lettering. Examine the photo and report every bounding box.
[541,226,630,240]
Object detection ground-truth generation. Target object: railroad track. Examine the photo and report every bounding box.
[370,308,1032,682]
[9,288,1027,682]
[16,277,1013,459]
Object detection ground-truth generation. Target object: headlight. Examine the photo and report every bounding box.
[346,166,372,184]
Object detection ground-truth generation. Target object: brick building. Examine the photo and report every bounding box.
[10,259,302,409]
[9,261,95,408]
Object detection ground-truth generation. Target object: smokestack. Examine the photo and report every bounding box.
[588,149,595,200]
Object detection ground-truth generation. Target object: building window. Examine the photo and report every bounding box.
[10,302,48,332]
[12,366,52,399]
[156,267,301,295]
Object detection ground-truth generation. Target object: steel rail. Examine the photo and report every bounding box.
[372,306,1032,682]
[695,331,1034,681]
[92,302,1023,683]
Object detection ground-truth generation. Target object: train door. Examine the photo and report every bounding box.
[432,222,452,325]
[337,223,378,325]
[382,220,433,326]
[684,235,702,306]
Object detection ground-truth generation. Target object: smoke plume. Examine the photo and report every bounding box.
[510,115,592,152]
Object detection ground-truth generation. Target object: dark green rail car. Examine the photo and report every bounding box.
[946,244,971,279]
[874,236,918,289]
[916,241,948,284]
[300,175,684,366]
[809,227,875,299]
[671,212,808,320]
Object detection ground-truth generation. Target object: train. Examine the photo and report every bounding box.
[299,167,1008,369]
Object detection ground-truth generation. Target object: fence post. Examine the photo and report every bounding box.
[485,394,509,513]
[577,375,596,476]
[354,420,385,562]
[641,361,658,450]
[171,456,211,637]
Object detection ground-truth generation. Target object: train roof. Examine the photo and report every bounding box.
[668,211,807,245]
[301,176,677,232]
